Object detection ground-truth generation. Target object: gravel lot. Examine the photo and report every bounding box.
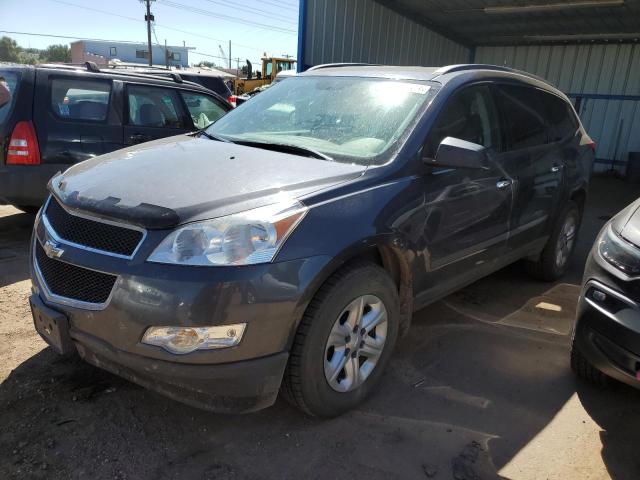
[1,177,640,480]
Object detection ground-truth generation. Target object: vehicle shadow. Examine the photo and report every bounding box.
[0,209,33,288]
[576,380,640,480]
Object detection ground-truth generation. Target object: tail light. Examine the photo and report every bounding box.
[7,121,41,165]
[587,140,597,152]
[228,95,237,108]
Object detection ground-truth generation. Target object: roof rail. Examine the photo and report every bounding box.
[307,63,381,71]
[433,63,549,84]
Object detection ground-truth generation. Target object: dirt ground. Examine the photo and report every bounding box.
[1,176,640,480]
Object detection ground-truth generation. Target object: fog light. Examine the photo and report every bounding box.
[142,324,246,354]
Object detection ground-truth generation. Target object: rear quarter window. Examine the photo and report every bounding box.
[0,71,20,125]
[50,78,111,121]
[544,93,579,142]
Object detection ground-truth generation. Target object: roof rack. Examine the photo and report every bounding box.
[433,64,549,84]
[307,63,382,71]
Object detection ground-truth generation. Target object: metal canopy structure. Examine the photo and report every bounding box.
[377,0,640,46]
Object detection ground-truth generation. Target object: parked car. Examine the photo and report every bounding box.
[127,67,238,107]
[29,64,594,417]
[0,62,232,212]
[571,197,640,388]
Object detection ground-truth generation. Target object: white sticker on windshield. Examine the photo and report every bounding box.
[405,84,431,95]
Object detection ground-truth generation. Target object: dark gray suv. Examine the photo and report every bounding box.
[29,64,594,417]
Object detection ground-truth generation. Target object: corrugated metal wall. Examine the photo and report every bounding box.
[476,44,640,173]
[300,0,469,69]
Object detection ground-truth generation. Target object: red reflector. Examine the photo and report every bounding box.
[228,95,237,108]
[7,121,41,165]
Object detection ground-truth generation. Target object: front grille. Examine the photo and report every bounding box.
[45,198,143,257]
[35,241,117,304]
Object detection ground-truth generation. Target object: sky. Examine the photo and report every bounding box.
[0,0,299,67]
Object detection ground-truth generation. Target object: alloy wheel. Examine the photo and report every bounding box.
[323,294,388,393]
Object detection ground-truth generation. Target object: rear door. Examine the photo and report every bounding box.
[35,72,123,166]
[493,84,564,251]
[123,83,191,145]
[415,83,513,298]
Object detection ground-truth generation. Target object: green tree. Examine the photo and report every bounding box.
[196,61,217,68]
[0,36,21,62]
[43,44,71,63]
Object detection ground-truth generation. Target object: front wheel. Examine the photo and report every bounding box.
[282,261,399,417]
[525,201,580,281]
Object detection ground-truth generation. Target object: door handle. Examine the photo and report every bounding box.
[551,165,562,173]
[496,180,512,190]
[129,134,150,144]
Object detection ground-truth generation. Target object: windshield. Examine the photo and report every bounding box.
[207,76,435,165]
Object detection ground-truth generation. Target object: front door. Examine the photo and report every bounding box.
[415,83,513,301]
[123,83,191,146]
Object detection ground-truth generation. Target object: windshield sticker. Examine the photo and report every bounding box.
[58,103,70,116]
[404,84,431,95]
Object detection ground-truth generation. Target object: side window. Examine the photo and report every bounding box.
[544,93,579,142]
[495,85,548,150]
[50,78,111,121]
[179,91,227,129]
[127,85,185,128]
[425,84,502,158]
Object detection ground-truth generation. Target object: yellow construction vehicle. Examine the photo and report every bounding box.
[233,57,296,95]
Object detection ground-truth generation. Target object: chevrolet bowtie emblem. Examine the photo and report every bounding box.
[43,239,64,259]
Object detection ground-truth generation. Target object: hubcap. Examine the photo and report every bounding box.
[323,294,388,393]
[556,215,577,268]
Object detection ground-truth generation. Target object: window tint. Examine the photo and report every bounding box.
[127,85,185,128]
[180,91,227,128]
[425,84,501,158]
[50,78,111,121]
[544,93,579,142]
[495,85,547,150]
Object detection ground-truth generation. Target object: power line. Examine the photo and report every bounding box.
[199,0,297,25]
[157,0,297,35]
[46,0,278,53]
[256,0,299,12]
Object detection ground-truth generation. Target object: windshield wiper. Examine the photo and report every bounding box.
[194,130,232,143]
[233,140,333,161]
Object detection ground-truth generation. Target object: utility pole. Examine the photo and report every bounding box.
[143,0,155,66]
[228,40,232,69]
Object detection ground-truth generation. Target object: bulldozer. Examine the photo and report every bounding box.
[233,57,296,95]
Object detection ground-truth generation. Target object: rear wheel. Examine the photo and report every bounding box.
[282,261,399,417]
[525,201,580,281]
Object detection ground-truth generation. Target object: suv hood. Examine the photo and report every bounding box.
[50,135,366,229]
[615,198,640,248]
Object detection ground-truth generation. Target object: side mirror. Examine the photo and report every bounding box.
[424,137,489,170]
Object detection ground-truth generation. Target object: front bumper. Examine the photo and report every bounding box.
[573,249,640,388]
[0,164,66,206]
[30,209,333,412]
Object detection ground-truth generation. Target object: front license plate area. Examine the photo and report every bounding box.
[30,295,75,356]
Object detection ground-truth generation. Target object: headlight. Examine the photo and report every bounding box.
[148,201,307,266]
[598,225,640,275]
[142,324,246,354]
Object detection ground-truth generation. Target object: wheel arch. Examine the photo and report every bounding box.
[285,236,415,351]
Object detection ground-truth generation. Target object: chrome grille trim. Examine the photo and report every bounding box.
[42,196,147,260]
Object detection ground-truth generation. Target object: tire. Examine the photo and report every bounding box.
[282,261,399,417]
[15,205,39,215]
[525,200,580,281]
[570,332,608,387]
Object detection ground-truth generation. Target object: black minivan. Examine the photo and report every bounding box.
[29,64,594,417]
[0,63,231,211]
